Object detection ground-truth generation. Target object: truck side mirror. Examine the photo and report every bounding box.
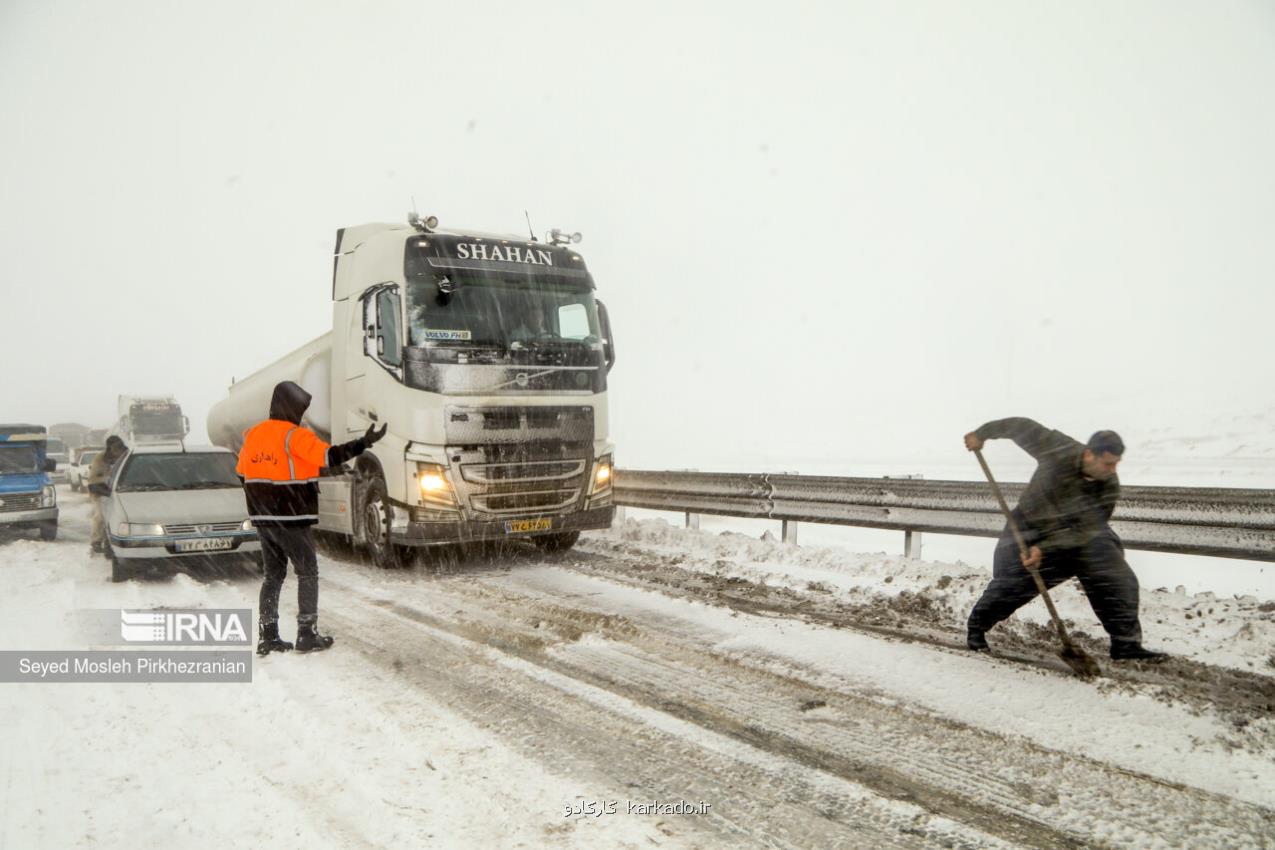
[44,459,57,473]
[597,300,615,373]
[376,336,385,356]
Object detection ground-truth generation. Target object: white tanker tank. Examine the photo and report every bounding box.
[207,333,333,450]
[207,215,616,567]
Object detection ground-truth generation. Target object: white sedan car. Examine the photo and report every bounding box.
[99,445,262,583]
[68,447,101,492]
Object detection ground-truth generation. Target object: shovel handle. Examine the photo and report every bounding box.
[972,449,1031,562]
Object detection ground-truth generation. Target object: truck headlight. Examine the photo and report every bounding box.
[416,462,456,507]
[41,485,57,507]
[590,455,613,495]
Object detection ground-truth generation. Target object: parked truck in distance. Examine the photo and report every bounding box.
[0,424,59,540]
[112,396,188,446]
[208,214,617,566]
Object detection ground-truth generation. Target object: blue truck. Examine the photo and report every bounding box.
[0,424,59,541]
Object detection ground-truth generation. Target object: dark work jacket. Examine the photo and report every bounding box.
[974,417,1119,553]
[240,381,367,527]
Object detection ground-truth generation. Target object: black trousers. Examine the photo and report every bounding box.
[967,527,1143,646]
[257,525,319,626]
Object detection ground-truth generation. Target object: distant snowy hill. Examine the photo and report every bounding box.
[1134,408,1275,460]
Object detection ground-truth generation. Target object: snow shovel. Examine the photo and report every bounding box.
[973,449,1101,678]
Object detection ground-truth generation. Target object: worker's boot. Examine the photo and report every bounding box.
[966,626,989,652]
[1110,641,1167,662]
[90,541,103,556]
[295,620,335,653]
[256,621,293,657]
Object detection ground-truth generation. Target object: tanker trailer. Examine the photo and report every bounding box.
[208,215,616,567]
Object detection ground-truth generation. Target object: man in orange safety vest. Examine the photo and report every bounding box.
[237,381,386,655]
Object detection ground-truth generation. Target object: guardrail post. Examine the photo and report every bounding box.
[904,530,922,559]
[685,512,700,530]
[782,520,798,545]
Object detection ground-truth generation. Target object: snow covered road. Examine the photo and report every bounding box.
[2,489,1272,848]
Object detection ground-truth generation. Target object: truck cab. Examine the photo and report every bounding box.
[208,216,617,565]
[0,424,59,541]
[113,397,189,446]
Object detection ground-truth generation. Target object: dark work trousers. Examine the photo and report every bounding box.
[257,525,319,627]
[967,527,1143,646]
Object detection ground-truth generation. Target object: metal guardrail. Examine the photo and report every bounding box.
[612,470,1275,562]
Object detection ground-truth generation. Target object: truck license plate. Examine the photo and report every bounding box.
[175,538,234,553]
[504,518,552,534]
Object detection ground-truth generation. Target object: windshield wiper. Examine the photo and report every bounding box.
[117,484,172,492]
[178,482,239,490]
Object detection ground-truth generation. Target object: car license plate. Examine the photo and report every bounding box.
[175,538,234,553]
[504,518,552,534]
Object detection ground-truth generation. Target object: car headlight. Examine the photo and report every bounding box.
[415,462,457,507]
[41,485,57,507]
[241,519,254,531]
[590,455,613,495]
[116,522,164,537]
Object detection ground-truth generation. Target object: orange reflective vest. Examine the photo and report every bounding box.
[237,420,330,484]
[236,420,332,524]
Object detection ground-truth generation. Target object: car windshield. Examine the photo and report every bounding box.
[404,273,601,349]
[0,446,39,474]
[116,453,242,492]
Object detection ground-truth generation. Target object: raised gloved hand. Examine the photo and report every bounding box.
[364,422,388,445]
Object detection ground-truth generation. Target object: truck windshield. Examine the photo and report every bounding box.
[46,438,67,459]
[0,446,39,474]
[404,274,601,349]
[116,453,242,492]
[132,409,184,436]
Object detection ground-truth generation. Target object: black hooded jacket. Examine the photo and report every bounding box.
[238,381,369,526]
[973,417,1120,552]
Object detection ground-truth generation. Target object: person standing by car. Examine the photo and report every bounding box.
[238,381,386,656]
[86,436,127,555]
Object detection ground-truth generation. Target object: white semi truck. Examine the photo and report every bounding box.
[207,215,616,566]
[112,396,189,445]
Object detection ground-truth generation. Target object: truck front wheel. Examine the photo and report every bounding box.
[358,477,405,569]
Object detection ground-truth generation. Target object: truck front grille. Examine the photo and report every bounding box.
[0,493,41,512]
[450,446,589,517]
[442,405,595,519]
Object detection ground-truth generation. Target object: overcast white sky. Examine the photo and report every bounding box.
[3,0,1273,473]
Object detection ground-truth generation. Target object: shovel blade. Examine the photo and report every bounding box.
[1059,644,1102,678]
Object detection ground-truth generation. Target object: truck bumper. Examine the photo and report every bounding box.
[395,505,615,546]
[0,507,58,528]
